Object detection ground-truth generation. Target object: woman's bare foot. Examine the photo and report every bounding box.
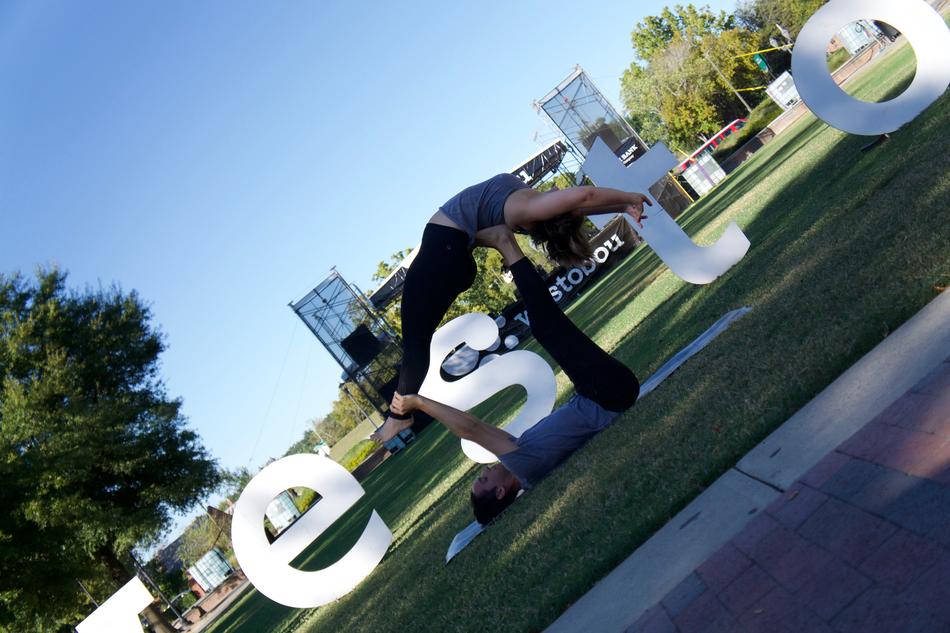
[370,415,414,443]
[474,225,524,266]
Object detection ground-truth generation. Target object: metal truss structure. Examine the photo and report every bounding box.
[534,65,649,162]
[290,270,402,418]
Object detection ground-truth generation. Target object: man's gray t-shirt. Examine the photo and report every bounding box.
[499,394,621,488]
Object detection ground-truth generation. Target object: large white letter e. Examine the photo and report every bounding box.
[231,454,392,608]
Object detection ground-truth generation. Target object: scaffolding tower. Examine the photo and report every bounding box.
[534,65,649,164]
[534,65,693,216]
[290,270,402,420]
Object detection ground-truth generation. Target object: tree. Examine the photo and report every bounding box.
[142,553,195,614]
[0,269,220,631]
[630,4,735,62]
[735,0,826,75]
[283,425,325,457]
[219,465,250,497]
[735,0,827,41]
[177,514,231,570]
[622,64,672,147]
[621,4,764,150]
[315,410,354,446]
[315,387,374,446]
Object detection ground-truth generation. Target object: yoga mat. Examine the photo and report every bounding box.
[446,306,752,563]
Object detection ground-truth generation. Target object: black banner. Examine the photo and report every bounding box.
[509,141,569,187]
[615,136,648,165]
[497,215,639,342]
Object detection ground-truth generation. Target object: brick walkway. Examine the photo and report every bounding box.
[628,356,950,633]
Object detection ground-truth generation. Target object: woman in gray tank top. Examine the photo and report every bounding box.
[371,173,651,444]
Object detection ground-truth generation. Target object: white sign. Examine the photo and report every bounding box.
[766,71,802,111]
[230,454,392,608]
[582,139,751,285]
[792,0,950,135]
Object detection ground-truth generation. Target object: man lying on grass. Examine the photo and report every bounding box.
[391,225,640,525]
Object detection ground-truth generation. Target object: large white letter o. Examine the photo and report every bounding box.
[792,0,950,135]
[231,454,392,608]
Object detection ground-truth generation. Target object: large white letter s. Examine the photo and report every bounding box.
[419,313,557,464]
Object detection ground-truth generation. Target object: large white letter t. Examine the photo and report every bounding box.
[582,138,750,285]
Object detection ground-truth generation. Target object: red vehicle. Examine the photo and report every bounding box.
[675,118,747,172]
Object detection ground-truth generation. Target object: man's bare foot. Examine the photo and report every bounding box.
[370,415,414,443]
[474,225,524,266]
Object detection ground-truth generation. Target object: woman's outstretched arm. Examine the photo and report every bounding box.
[504,186,651,229]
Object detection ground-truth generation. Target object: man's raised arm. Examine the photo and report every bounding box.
[391,393,518,457]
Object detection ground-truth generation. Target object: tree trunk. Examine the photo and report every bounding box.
[97,547,175,633]
[142,603,176,633]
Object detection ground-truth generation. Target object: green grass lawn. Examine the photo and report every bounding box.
[204,41,949,633]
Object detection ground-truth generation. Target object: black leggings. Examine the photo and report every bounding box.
[393,225,637,417]
[510,258,639,413]
[392,224,477,419]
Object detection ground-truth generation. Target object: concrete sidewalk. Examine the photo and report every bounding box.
[547,290,950,633]
[628,357,950,632]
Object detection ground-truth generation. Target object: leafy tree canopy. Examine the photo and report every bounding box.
[622,4,763,151]
[631,4,734,61]
[735,0,827,42]
[0,269,219,631]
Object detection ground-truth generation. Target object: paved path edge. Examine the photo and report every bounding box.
[545,290,950,633]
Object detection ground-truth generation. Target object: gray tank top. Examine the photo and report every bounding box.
[439,173,529,244]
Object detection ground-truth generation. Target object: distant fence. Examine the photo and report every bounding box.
[351,447,391,482]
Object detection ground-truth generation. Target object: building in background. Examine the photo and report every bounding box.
[836,20,884,55]
[766,72,802,111]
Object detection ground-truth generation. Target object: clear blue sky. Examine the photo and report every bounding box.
[0,0,737,539]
